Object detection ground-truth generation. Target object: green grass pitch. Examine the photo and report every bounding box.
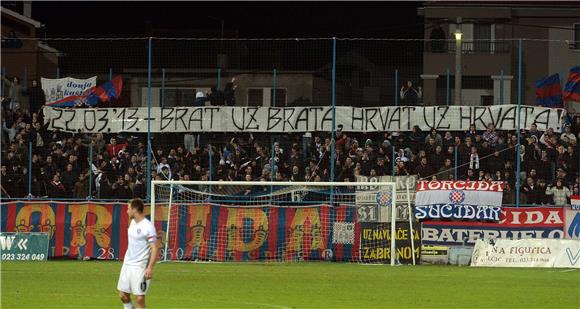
[1,261,579,309]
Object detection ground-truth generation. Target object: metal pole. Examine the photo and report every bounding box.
[28,142,32,198]
[395,69,399,106]
[271,68,277,183]
[392,146,396,176]
[331,38,337,182]
[163,184,174,261]
[516,39,522,208]
[270,69,277,202]
[446,68,450,105]
[56,67,60,79]
[208,144,213,182]
[389,184,396,266]
[1,67,5,97]
[161,68,166,108]
[454,31,462,105]
[208,143,213,196]
[88,143,93,199]
[500,69,504,105]
[454,146,458,180]
[406,180,415,265]
[146,37,153,202]
[109,68,113,81]
[217,68,221,90]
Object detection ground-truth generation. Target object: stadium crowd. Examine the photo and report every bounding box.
[1,81,579,205]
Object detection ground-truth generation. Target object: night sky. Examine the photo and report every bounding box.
[19,1,422,38]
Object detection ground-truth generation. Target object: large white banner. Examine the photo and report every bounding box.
[42,105,566,133]
[471,238,580,268]
[41,76,97,105]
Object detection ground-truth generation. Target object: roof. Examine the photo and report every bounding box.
[1,7,43,28]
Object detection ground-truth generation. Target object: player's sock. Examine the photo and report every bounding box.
[122,302,133,309]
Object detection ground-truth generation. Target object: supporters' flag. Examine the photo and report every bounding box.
[414,181,504,222]
[86,76,123,106]
[42,76,97,107]
[46,95,86,108]
[563,66,580,102]
[47,76,123,108]
[535,73,563,108]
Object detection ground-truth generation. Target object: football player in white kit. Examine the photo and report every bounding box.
[117,198,158,309]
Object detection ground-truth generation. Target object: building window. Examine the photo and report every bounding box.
[247,88,287,106]
[473,24,492,52]
[247,89,264,106]
[162,88,209,107]
[270,88,287,106]
[449,23,496,53]
[463,76,493,90]
[481,95,493,106]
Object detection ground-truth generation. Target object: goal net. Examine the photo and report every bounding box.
[151,180,416,265]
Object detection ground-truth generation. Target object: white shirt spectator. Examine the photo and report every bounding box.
[157,162,171,174]
[560,132,577,145]
[545,185,571,205]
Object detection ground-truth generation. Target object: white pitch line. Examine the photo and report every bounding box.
[4,291,293,309]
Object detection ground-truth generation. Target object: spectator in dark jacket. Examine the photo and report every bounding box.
[414,157,434,179]
[224,78,237,106]
[48,174,66,198]
[73,173,89,199]
[112,175,132,200]
[132,174,146,199]
[207,86,225,106]
[400,80,422,106]
[522,177,542,205]
[27,79,46,115]
[487,151,504,176]
[61,163,78,196]
[438,158,454,181]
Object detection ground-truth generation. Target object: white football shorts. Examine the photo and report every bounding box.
[117,264,151,296]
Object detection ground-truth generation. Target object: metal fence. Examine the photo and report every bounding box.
[1,38,579,206]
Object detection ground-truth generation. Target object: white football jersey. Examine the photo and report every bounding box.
[123,218,156,267]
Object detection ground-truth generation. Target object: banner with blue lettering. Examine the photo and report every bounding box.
[0,202,359,262]
[414,181,503,222]
[421,207,565,246]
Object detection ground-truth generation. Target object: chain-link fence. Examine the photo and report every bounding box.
[1,38,578,206]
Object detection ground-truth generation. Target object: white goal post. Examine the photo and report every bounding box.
[151,180,415,265]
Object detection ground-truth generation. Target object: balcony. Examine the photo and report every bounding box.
[425,40,511,54]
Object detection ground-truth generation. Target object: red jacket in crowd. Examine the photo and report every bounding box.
[107,143,128,157]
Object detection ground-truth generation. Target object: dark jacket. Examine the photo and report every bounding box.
[27,85,46,115]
